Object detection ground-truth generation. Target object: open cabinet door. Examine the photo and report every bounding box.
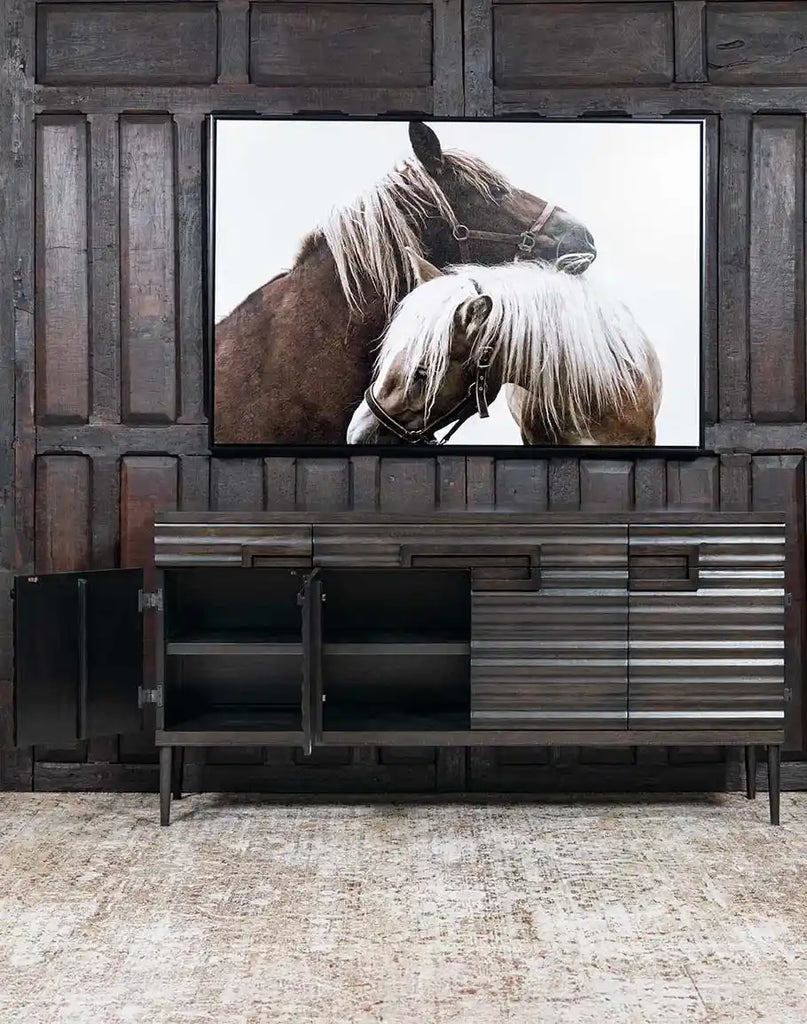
[13,569,145,747]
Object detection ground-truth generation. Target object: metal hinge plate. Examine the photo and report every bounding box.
[138,686,163,708]
[784,687,793,703]
[138,589,163,613]
[785,592,792,608]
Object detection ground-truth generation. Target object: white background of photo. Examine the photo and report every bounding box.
[215,119,702,447]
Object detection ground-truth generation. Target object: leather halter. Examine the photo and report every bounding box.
[451,201,557,264]
[361,195,558,444]
[363,279,497,445]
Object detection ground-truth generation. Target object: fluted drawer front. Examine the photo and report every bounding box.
[154,519,313,567]
[471,590,627,730]
[314,522,626,583]
[628,523,786,730]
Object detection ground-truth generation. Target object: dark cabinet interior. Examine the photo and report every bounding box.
[320,569,471,732]
[162,567,306,735]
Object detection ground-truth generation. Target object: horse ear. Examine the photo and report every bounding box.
[454,295,493,341]
[405,248,444,285]
[409,121,445,177]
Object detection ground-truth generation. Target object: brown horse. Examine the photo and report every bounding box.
[348,253,662,447]
[215,122,597,445]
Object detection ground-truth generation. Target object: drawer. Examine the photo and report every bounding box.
[154,521,313,567]
[313,523,627,581]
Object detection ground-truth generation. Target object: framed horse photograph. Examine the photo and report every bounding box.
[207,115,706,455]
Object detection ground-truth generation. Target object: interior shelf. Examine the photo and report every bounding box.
[322,634,469,656]
[167,631,302,656]
[166,705,302,733]
[322,709,470,732]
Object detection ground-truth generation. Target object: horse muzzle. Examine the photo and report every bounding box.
[346,399,399,445]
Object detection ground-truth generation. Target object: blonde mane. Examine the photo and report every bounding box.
[374,262,662,441]
[303,152,513,317]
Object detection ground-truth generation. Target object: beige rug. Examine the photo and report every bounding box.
[1,792,805,1023]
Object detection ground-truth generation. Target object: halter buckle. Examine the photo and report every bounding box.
[518,231,536,254]
[452,223,470,242]
[476,347,494,370]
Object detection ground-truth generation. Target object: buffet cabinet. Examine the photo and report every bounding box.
[7,512,788,825]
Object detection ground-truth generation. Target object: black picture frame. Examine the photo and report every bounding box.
[205,112,709,459]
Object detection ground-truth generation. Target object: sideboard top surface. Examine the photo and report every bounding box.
[154,511,789,526]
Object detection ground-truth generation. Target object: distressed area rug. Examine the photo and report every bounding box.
[1,792,805,1024]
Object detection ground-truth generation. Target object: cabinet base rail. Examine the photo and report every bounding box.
[157,742,782,827]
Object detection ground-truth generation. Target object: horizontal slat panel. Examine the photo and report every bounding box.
[493,2,674,86]
[36,2,218,85]
[314,523,627,576]
[707,2,807,84]
[629,520,786,731]
[471,591,627,729]
[155,521,313,567]
[250,3,433,86]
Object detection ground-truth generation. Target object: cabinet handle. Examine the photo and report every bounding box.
[628,545,699,591]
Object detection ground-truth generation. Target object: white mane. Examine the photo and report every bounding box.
[308,152,513,317]
[374,262,662,441]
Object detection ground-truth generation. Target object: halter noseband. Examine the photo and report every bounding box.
[451,201,557,264]
[364,279,497,446]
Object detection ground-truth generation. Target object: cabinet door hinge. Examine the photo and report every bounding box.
[784,687,793,703]
[138,588,163,613]
[785,592,792,608]
[138,685,163,708]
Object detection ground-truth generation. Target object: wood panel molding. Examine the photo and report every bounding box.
[36,2,218,86]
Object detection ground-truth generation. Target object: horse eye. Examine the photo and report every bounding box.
[413,366,428,381]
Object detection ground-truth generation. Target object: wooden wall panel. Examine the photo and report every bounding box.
[493,3,674,87]
[580,462,634,511]
[264,458,297,512]
[175,115,205,425]
[35,456,91,572]
[211,459,264,511]
[379,459,437,512]
[88,113,121,425]
[120,117,177,425]
[495,460,548,510]
[296,459,350,510]
[250,3,434,86]
[667,458,719,509]
[707,2,807,84]
[36,3,218,86]
[35,116,88,425]
[718,113,750,422]
[749,116,805,423]
[674,0,706,83]
[218,0,250,85]
[120,457,178,570]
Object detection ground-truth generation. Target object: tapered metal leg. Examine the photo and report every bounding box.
[745,744,757,799]
[172,746,184,800]
[767,744,780,826]
[160,746,172,826]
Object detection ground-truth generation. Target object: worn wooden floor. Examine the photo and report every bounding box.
[1,792,805,1023]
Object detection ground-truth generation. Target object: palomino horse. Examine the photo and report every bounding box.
[347,253,662,446]
[215,122,597,444]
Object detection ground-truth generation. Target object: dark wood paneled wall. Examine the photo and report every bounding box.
[2,0,807,793]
